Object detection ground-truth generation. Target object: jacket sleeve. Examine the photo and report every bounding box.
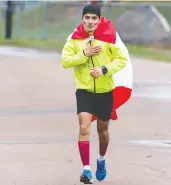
[61,39,88,69]
[105,43,128,76]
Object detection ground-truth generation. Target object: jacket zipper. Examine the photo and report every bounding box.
[90,56,96,93]
[90,40,96,93]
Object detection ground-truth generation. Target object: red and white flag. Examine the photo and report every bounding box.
[71,17,133,121]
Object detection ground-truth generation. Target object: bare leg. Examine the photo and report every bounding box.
[78,112,92,169]
[78,112,92,141]
[95,118,109,181]
[97,119,110,157]
[78,112,93,183]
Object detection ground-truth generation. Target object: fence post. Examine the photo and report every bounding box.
[5,1,13,39]
[42,2,48,40]
[16,4,22,38]
[76,5,82,26]
[145,5,151,44]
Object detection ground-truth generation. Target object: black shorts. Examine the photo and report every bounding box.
[75,89,113,121]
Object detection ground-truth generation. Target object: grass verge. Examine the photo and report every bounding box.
[127,44,171,62]
[0,38,171,62]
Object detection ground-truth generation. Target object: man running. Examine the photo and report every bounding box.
[61,3,132,184]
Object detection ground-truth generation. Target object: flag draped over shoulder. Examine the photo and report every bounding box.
[71,16,133,121]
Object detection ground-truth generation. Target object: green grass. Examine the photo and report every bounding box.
[0,38,64,52]
[127,44,171,62]
[0,38,171,62]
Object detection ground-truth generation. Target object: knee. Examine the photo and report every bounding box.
[80,125,90,136]
[98,130,109,141]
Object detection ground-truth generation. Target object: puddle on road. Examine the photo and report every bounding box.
[130,140,171,148]
[0,46,58,58]
[132,82,171,100]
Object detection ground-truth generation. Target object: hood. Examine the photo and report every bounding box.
[71,16,116,44]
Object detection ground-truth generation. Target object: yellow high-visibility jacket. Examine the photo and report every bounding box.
[61,38,128,93]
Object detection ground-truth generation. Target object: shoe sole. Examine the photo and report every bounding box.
[80,175,93,184]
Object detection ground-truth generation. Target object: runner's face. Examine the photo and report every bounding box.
[82,13,100,33]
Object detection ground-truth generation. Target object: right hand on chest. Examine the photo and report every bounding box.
[83,45,102,57]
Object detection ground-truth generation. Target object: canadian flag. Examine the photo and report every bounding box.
[91,32,133,121]
[71,17,133,121]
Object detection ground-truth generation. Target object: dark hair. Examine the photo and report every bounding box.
[82,4,101,18]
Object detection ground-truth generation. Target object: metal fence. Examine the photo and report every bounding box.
[0,1,171,46]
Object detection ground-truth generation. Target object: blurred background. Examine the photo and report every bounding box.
[0,0,171,61]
